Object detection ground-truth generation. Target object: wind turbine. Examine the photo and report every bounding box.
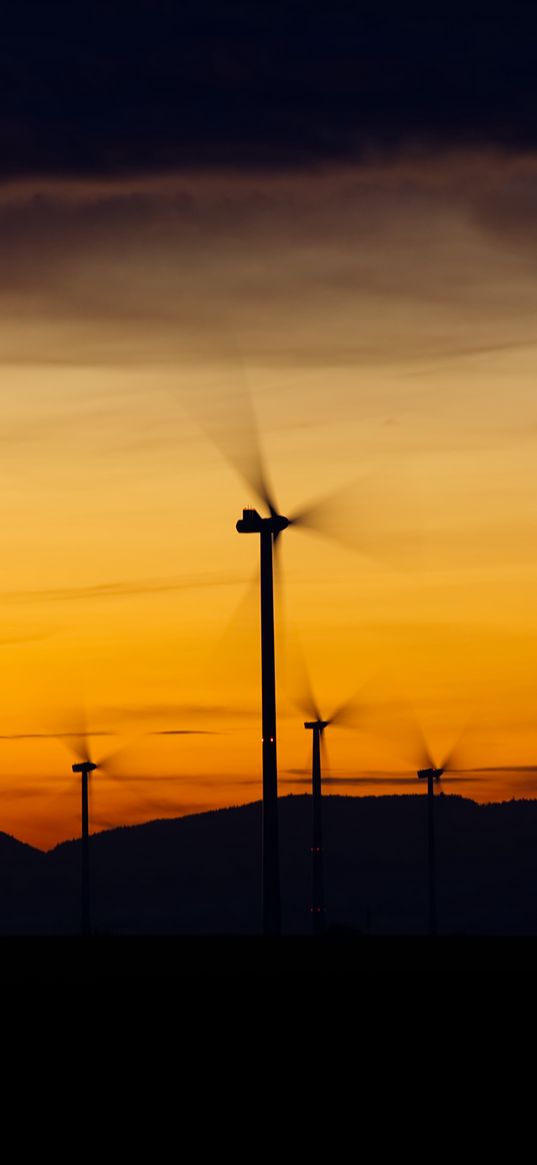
[61,728,122,936]
[299,687,365,935]
[304,716,329,935]
[236,481,355,934]
[184,377,419,936]
[71,757,97,936]
[236,481,313,934]
[66,716,217,933]
[408,727,476,937]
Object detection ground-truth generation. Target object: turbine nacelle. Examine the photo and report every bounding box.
[417,767,443,782]
[72,761,98,775]
[236,507,289,536]
[304,720,330,732]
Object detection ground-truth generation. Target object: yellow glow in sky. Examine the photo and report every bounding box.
[1,153,537,845]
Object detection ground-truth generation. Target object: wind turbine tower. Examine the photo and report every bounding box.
[72,760,97,936]
[236,506,289,936]
[417,764,442,937]
[304,717,329,934]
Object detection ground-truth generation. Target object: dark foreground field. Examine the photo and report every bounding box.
[0,934,535,980]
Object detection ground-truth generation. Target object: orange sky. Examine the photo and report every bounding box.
[1,151,537,847]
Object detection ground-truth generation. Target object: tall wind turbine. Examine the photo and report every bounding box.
[184,378,419,936]
[236,485,348,935]
[236,493,288,936]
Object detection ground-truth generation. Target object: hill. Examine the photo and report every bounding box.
[0,831,46,932]
[24,793,537,936]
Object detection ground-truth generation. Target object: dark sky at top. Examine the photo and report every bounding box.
[2,2,537,178]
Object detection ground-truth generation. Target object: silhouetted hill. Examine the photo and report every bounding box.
[17,793,537,935]
[0,832,45,932]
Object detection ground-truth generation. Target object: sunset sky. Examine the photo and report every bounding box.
[2,3,537,846]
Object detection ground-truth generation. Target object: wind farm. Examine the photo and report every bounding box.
[0,357,535,961]
[0,370,535,958]
[3,4,537,975]
[0,405,532,959]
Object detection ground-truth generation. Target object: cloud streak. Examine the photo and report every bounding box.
[0,572,243,605]
[2,156,537,373]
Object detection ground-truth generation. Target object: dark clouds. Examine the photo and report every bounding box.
[2,159,537,370]
[3,3,537,177]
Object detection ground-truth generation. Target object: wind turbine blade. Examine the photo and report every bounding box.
[53,691,119,767]
[320,731,332,781]
[95,743,133,775]
[300,664,321,725]
[440,727,472,773]
[56,729,116,764]
[280,628,322,723]
[272,531,292,694]
[272,529,283,576]
[328,686,370,729]
[205,569,260,696]
[293,693,322,722]
[58,730,91,764]
[346,693,436,772]
[411,728,435,773]
[382,704,435,772]
[55,693,102,765]
[63,698,91,763]
[181,364,279,516]
[288,474,422,568]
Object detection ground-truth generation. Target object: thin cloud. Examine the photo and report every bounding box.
[0,572,243,604]
[469,765,537,774]
[0,731,115,740]
[281,774,419,787]
[112,703,261,724]
[149,729,219,736]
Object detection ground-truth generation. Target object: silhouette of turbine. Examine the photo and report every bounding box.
[61,726,123,936]
[304,715,329,934]
[236,493,288,935]
[371,699,487,937]
[185,375,418,936]
[300,689,363,935]
[411,730,472,938]
[236,481,355,935]
[71,759,97,936]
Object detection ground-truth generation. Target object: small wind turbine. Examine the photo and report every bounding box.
[60,723,127,936]
[304,716,329,934]
[71,758,97,936]
[298,680,367,935]
[410,729,473,937]
[361,700,484,936]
